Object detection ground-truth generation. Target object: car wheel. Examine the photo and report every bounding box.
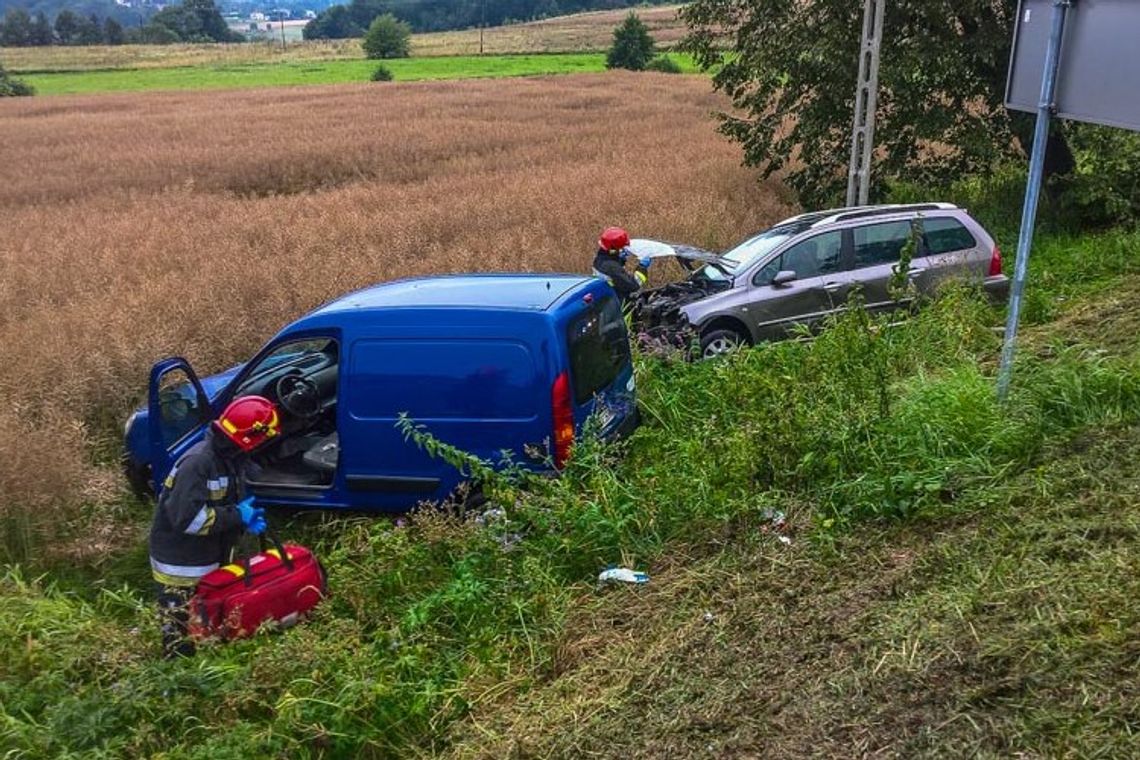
[700,328,747,359]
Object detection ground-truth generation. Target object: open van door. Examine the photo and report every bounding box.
[148,357,215,492]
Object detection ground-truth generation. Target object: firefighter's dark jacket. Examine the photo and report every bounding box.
[148,427,249,587]
[592,248,646,299]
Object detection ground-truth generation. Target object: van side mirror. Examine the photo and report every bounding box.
[771,270,797,286]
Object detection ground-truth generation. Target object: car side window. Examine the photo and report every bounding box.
[753,230,843,285]
[923,217,977,255]
[852,220,913,267]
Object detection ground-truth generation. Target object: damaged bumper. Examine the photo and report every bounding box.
[626,240,731,357]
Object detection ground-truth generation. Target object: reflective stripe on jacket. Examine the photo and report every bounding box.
[148,428,247,586]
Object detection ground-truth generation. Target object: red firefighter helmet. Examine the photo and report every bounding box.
[214,395,281,453]
[598,226,631,252]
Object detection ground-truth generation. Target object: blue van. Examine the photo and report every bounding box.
[123,274,638,511]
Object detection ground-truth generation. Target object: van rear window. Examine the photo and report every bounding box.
[568,296,631,405]
[348,340,538,420]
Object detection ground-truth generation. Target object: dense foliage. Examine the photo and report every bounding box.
[304,0,670,38]
[605,11,653,71]
[0,61,33,94]
[0,0,147,30]
[362,12,410,59]
[0,0,238,45]
[681,0,1027,207]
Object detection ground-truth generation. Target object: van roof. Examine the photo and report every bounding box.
[308,274,594,316]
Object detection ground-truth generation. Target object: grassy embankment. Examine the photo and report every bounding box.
[3,173,1140,755]
[2,4,692,95]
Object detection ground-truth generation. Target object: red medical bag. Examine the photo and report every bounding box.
[189,537,327,641]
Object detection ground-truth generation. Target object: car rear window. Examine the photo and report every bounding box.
[348,339,539,420]
[922,217,977,255]
[568,295,631,405]
[853,220,914,267]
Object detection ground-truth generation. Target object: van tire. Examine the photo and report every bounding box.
[700,328,747,359]
[442,482,487,519]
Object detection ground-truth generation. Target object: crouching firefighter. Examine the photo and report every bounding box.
[593,226,652,305]
[148,395,278,658]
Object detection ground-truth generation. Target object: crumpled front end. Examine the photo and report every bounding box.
[630,281,706,359]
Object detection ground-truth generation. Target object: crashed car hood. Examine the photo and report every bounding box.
[628,239,735,275]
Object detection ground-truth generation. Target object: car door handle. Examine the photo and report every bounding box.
[822,281,845,292]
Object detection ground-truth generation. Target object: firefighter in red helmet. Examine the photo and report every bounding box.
[592,226,652,303]
[148,395,279,657]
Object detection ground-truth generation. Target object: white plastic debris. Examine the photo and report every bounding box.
[597,567,649,585]
[761,508,787,531]
[778,535,793,546]
[703,611,715,623]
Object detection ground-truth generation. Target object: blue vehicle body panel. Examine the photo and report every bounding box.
[124,274,636,512]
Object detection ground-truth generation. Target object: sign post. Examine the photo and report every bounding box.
[1001,0,1140,399]
[996,0,1071,402]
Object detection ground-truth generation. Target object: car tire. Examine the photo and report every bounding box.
[700,328,747,359]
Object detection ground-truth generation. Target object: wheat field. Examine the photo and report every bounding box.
[0,72,792,553]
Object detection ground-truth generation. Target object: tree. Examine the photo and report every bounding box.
[149,0,241,43]
[362,13,411,59]
[682,0,1072,207]
[53,9,81,45]
[103,17,125,45]
[1,9,33,46]
[303,4,362,39]
[76,14,104,45]
[30,12,54,46]
[0,63,35,96]
[606,12,654,71]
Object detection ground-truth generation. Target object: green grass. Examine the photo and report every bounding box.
[18,53,701,95]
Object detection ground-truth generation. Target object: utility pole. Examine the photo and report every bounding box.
[845,0,886,207]
[479,0,485,55]
[279,13,286,51]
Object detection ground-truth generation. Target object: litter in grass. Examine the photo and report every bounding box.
[598,567,649,585]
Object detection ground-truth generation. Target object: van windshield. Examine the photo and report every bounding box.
[568,296,630,405]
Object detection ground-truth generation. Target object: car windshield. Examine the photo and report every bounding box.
[700,219,817,282]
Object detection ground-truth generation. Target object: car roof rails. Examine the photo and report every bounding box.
[809,202,959,227]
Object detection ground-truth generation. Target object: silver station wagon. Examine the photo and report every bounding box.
[631,203,1009,358]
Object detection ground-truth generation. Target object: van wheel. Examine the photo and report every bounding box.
[442,482,487,520]
[700,328,747,359]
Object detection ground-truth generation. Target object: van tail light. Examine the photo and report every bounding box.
[988,244,1003,277]
[551,371,574,469]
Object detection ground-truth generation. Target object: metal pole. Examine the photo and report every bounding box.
[997,0,1071,402]
[846,0,886,206]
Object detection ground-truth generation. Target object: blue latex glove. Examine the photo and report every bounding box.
[236,497,266,534]
[618,248,631,264]
[638,255,652,270]
[247,512,267,536]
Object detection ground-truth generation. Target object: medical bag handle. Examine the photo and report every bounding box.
[240,532,295,586]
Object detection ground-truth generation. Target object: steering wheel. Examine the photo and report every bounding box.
[275,374,322,419]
